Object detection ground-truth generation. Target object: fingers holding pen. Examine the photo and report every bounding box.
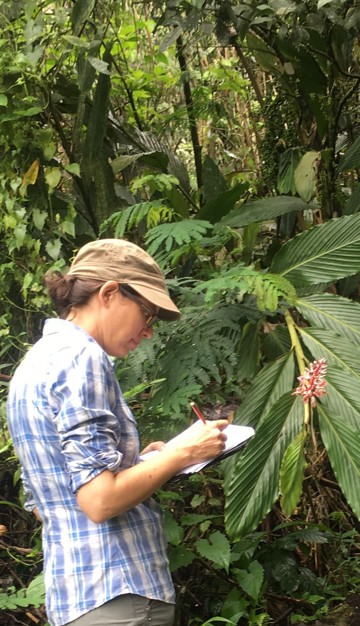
[190,419,229,458]
[208,419,229,450]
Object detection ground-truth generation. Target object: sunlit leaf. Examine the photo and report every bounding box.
[32,209,47,231]
[46,239,62,261]
[87,56,111,75]
[19,159,39,197]
[294,151,320,203]
[45,168,61,190]
[65,163,80,176]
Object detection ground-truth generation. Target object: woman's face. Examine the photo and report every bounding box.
[99,282,157,358]
[70,281,157,358]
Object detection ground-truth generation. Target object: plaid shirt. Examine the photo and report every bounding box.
[7,319,175,626]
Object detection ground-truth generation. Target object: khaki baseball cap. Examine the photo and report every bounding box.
[67,239,181,321]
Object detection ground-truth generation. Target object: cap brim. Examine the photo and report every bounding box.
[128,283,181,321]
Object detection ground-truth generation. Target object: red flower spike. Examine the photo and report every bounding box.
[292,358,328,407]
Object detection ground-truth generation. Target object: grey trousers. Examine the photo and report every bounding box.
[65,594,175,626]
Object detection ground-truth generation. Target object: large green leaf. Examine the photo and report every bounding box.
[321,366,360,433]
[271,214,360,289]
[298,327,360,378]
[294,151,319,203]
[296,293,360,344]
[220,195,308,228]
[277,148,300,195]
[111,151,169,174]
[198,183,248,224]
[234,352,295,428]
[318,405,360,519]
[225,394,303,540]
[71,0,96,35]
[202,155,228,203]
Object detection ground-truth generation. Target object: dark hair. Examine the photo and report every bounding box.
[44,272,105,318]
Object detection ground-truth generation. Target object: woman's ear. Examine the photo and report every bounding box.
[98,281,119,307]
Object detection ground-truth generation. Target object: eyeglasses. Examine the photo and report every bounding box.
[119,285,158,328]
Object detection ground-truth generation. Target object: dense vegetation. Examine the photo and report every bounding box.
[1,1,360,624]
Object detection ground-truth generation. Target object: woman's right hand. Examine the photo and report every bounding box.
[166,419,229,465]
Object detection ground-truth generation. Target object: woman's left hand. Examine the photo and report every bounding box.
[140,441,166,455]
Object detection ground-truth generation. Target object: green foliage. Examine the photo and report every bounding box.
[122,299,259,418]
[145,220,213,264]
[2,1,360,624]
[0,572,45,611]
[100,200,174,237]
[159,470,356,626]
[280,429,308,517]
[194,264,297,312]
[271,214,360,290]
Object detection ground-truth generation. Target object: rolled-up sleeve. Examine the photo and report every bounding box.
[50,345,134,493]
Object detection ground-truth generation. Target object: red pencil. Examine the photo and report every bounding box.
[190,401,206,424]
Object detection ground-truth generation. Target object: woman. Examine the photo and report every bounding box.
[7,239,228,626]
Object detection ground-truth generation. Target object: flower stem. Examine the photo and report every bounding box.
[283,308,307,374]
[284,308,310,426]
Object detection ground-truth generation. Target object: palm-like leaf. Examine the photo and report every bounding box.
[296,293,360,343]
[224,394,303,540]
[110,122,191,192]
[234,353,295,428]
[271,214,360,289]
[298,327,360,378]
[318,405,360,519]
[321,366,360,432]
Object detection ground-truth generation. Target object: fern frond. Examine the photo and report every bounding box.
[157,302,258,413]
[129,172,179,194]
[145,220,213,261]
[100,200,173,238]
[194,265,297,312]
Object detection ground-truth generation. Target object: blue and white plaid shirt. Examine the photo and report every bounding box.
[7,319,175,626]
